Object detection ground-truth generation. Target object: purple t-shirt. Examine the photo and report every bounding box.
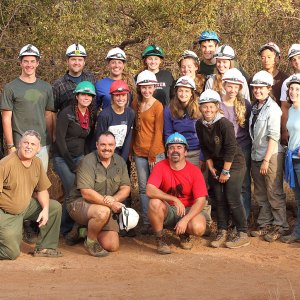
[220,101,251,148]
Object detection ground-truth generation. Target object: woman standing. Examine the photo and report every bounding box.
[282,75,300,243]
[132,70,165,234]
[205,45,250,102]
[53,81,96,237]
[249,71,288,242]
[221,68,252,220]
[196,89,249,249]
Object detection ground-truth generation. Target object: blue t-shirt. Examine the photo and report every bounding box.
[287,105,300,158]
[95,77,114,110]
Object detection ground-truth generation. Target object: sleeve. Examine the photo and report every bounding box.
[45,83,55,112]
[35,160,51,191]
[55,109,76,171]
[147,161,164,188]
[0,84,14,111]
[76,155,96,189]
[267,104,281,142]
[280,77,289,101]
[220,119,237,163]
[148,102,164,162]
[163,106,174,142]
[120,109,135,161]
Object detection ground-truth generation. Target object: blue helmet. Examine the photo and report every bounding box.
[165,132,189,150]
[198,31,220,44]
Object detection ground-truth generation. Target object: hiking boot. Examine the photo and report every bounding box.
[250,225,272,237]
[141,224,152,235]
[84,239,109,257]
[179,233,193,250]
[264,226,285,242]
[65,223,82,246]
[23,223,38,244]
[156,236,171,255]
[225,232,250,249]
[210,229,227,248]
[228,227,237,242]
[280,232,300,244]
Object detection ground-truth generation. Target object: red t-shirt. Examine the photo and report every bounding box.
[147,159,208,207]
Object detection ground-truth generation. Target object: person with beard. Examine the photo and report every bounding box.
[146,132,207,255]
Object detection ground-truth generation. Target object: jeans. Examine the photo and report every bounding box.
[241,145,252,220]
[53,155,83,235]
[213,167,248,232]
[134,153,165,224]
[292,159,300,237]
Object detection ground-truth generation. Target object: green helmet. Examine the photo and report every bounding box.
[142,44,164,59]
[74,81,96,96]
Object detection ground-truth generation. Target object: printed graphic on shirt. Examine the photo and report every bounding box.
[166,183,184,198]
[108,124,127,147]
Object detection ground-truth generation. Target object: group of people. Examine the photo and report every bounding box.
[1,29,300,260]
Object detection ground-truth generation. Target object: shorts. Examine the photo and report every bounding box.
[67,198,119,232]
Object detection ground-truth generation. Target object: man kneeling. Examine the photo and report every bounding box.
[146,132,207,254]
[67,132,130,257]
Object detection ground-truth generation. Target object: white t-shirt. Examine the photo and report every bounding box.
[280,73,300,101]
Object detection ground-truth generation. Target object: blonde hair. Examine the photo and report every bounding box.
[213,60,235,93]
[170,88,201,120]
[233,91,246,127]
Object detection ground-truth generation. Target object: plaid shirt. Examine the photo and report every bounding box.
[52,71,96,112]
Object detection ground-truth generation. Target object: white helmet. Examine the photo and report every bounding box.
[66,43,87,57]
[136,70,157,85]
[19,44,40,58]
[250,70,274,87]
[105,47,126,61]
[288,44,300,60]
[259,42,280,57]
[199,89,221,104]
[214,45,235,60]
[222,68,245,85]
[175,76,196,90]
[287,74,300,87]
[178,50,200,65]
[118,207,139,231]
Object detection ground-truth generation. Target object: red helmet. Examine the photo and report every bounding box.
[110,80,130,95]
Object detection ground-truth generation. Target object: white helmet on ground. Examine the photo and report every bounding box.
[118,207,139,231]
[19,44,40,58]
[199,89,221,104]
[288,44,300,60]
[105,47,126,61]
[175,76,196,90]
[66,43,87,57]
[222,68,245,85]
[250,70,274,87]
[214,45,235,60]
[136,70,157,85]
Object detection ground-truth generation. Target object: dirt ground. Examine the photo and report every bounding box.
[1,229,300,300]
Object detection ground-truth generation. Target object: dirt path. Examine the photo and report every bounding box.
[1,234,299,300]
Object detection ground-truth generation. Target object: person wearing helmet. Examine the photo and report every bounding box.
[282,75,300,244]
[177,50,205,95]
[147,132,208,254]
[254,42,288,105]
[66,131,131,257]
[52,81,96,240]
[197,30,220,76]
[205,45,250,102]
[249,71,288,242]
[132,70,165,234]
[53,43,96,112]
[136,44,174,106]
[195,89,250,249]
[221,68,252,220]
[95,47,135,111]
[95,80,135,161]
[280,44,300,146]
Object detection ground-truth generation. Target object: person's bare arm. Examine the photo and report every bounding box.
[2,110,16,154]
[45,111,53,144]
[281,101,291,146]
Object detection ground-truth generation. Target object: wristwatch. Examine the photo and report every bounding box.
[7,144,15,150]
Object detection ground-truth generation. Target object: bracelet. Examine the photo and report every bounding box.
[7,144,15,150]
[263,159,269,163]
[221,169,230,176]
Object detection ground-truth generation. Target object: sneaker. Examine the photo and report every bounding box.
[225,232,250,249]
[228,227,237,241]
[264,226,284,242]
[179,234,193,250]
[23,224,38,244]
[280,233,300,244]
[65,223,82,246]
[156,236,171,255]
[84,239,109,257]
[141,224,152,235]
[210,229,227,248]
[250,225,272,237]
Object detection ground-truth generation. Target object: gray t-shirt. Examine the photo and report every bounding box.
[0,78,55,146]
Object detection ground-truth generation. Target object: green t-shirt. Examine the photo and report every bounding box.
[0,78,55,146]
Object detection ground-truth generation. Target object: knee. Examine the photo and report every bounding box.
[148,198,164,212]
[0,230,21,260]
[188,216,206,237]
[94,206,110,221]
[98,231,119,252]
